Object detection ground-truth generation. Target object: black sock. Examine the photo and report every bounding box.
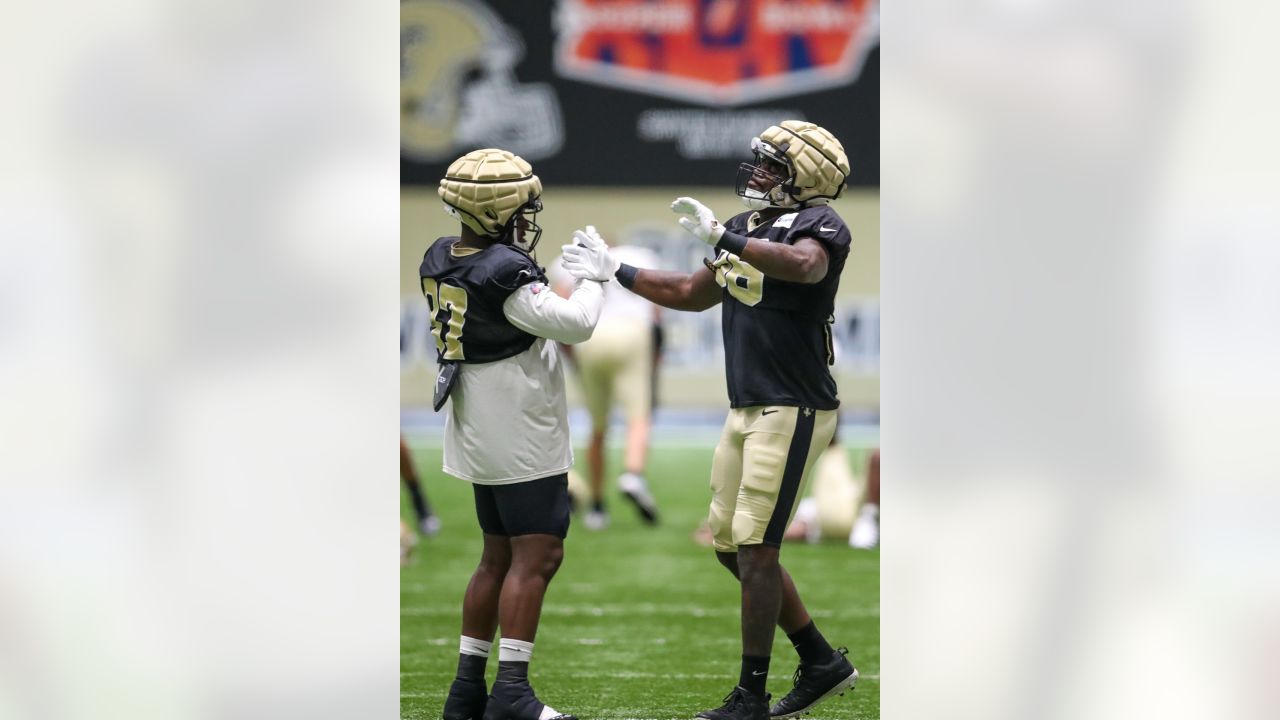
[407,483,430,521]
[456,653,487,681]
[591,500,605,513]
[739,654,769,697]
[496,660,530,687]
[787,621,836,665]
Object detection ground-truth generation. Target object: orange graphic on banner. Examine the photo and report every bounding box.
[556,0,877,105]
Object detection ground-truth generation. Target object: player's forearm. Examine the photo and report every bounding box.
[546,279,604,343]
[722,233,825,284]
[503,280,604,344]
[618,267,712,311]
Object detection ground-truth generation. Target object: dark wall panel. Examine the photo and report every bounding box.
[401,0,879,187]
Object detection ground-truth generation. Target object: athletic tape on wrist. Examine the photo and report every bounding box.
[615,263,639,289]
[715,230,749,256]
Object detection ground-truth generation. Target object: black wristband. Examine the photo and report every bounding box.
[615,263,639,289]
[714,230,749,256]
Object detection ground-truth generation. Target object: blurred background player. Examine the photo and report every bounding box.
[562,120,860,720]
[401,519,417,567]
[426,148,608,720]
[782,441,879,549]
[402,435,441,537]
[553,242,663,530]
[848,449,879,549]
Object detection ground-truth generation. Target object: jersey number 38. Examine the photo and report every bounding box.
[712,252,765,306]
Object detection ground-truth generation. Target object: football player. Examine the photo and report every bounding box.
[401,435,440,537]
[848,449,880,549]
[562,121,860,720]
[425,148,608,720]
[550,243,664,531]
[400,518,416,566]
[782,440,878,548]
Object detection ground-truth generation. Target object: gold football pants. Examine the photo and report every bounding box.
[707,405,837,551]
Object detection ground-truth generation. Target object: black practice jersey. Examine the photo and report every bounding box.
[711,205,851,410]
[419,238,545,364]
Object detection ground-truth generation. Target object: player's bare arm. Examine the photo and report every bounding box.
[625,264,722,312]
[560,227,722,312]
[670,197,834,284]
[734,235,829,284]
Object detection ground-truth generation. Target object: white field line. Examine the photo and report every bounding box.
[398,704,702,720]
[401,603,878,619]
[402,670,880,681]
[403,637,752,649]
[401,714,874,720]
[399,709,879,718]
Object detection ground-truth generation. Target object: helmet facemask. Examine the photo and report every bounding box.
[502,196,543,254]
[438,148,543,251]
[735,137,798,210]
[756,121,851,207]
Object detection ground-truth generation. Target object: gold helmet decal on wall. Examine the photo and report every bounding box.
[401,0,563,161]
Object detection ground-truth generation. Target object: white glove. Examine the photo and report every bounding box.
[671,196,726,246]
[575,224,607,249]
[560,225,618,282]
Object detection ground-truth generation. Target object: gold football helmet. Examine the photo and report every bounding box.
[438,148,544,253]
[736,120,850,210]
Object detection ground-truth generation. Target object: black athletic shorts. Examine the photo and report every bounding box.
[473,473,571,539]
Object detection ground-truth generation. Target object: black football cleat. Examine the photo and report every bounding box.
[443,677,488,720]
[696,686,770,720]
[769,648,859,719]
[618,473,660,525]
[481,681,576,720]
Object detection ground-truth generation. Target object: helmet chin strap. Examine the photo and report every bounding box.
[739,187,798,211]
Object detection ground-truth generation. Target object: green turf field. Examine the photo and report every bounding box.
[401,444,880,720]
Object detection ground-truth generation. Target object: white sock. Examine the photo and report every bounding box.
[459,636,492,657]
[860,502,879,519]
[499,638,535,663]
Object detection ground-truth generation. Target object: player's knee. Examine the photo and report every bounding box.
[478,540,512,576]
[478,551,511,578]
[736,544,779,584]
[707,505,732,543]
[510,536,564,581]
[715,550,740,578]
[536,543,564,580]
[730,511,761,548]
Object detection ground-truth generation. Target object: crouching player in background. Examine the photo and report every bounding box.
[784,442,880,550]
[424,148,609,720]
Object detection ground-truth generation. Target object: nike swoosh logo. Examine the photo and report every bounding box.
[819,225,838,233]
[751,670,767,676]
[761,409,777,416]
